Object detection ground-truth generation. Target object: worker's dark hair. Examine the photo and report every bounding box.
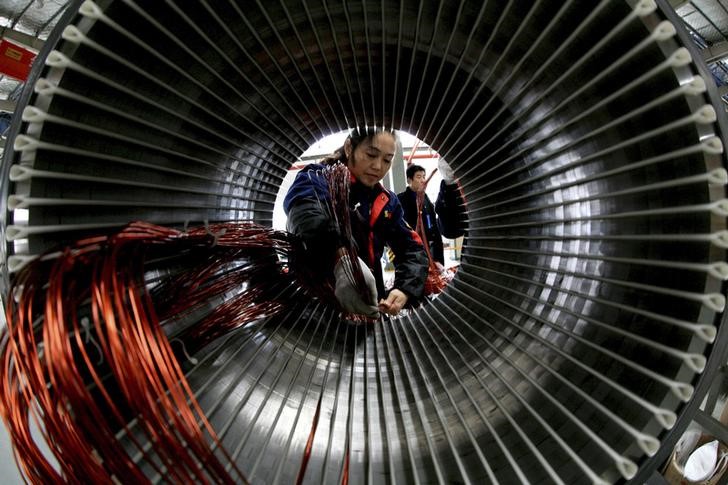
[406,164,426,181]
[321,127,396,166]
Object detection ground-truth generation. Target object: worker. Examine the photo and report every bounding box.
[284,127,428,317]
[397,164,445,265]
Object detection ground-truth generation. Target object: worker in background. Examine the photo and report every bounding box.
[284,127,428,317]
[397,164,445,265]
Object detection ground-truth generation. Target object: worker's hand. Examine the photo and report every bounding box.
[438,158,456,185]
[378,289,408,316]
[333,254,379,317]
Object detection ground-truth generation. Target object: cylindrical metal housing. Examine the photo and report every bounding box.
[2,1,727,483]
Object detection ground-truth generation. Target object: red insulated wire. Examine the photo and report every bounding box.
[341,444,350,485]
[1,289,63,483]
[102,228,241,484]
[0,222,313,483]
[323,163,374,306]
[295,392,323,485]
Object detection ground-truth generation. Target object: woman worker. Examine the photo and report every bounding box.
[284,128,428,317]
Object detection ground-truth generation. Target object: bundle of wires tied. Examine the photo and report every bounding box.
[0,221,308,484]
[321,162,380,316]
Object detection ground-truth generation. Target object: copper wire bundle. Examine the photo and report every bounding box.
[0,221,304,484]
[0,164,424,483]
[318,162,380,322]
[323,163,373,306]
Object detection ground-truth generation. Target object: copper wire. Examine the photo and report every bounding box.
[323,163,374,307]
[0,164,404,482]
[295,392,323,485]
[0,221,309,483]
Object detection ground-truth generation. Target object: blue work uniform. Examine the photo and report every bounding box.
[284,163,427,300]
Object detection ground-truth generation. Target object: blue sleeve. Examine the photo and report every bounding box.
[283,164,341,270]
[283,164,331,214]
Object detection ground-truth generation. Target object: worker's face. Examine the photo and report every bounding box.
[345,132,395,187]
[408,170,426,192]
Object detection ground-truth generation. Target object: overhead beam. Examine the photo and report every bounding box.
[668,0,689,9]
[0,99,16,113]
[703,41,728,64]
[1,28,44,52]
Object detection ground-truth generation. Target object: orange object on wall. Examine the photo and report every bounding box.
[0,39,36,81]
